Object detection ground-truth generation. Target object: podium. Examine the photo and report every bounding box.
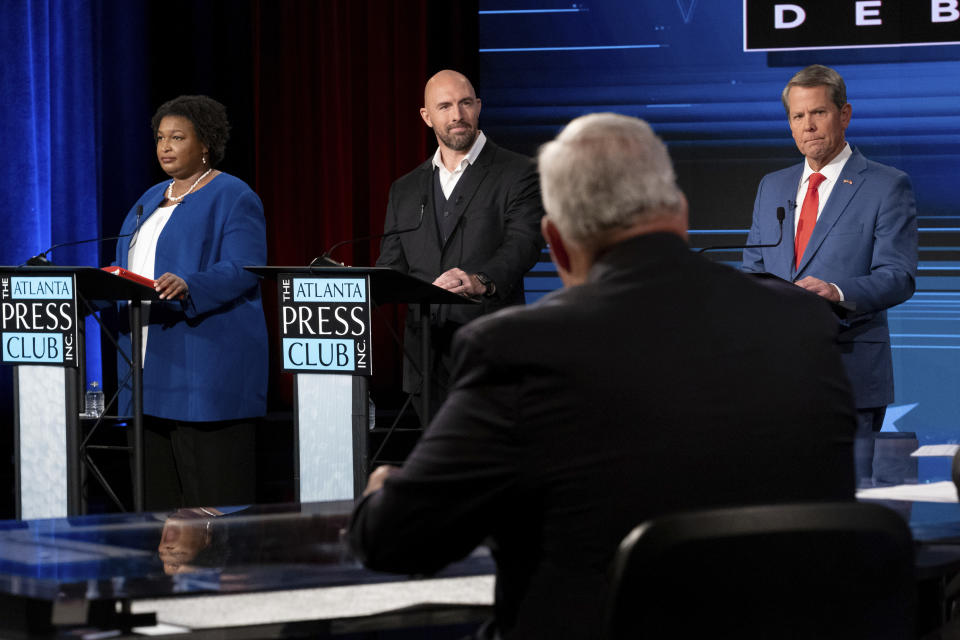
[248,266,474,502]
[1,266,157,518]
[746,271,857,317]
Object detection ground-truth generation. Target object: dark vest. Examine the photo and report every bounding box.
[433,164,473,245]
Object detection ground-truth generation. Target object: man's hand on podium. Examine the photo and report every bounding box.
[434,267,488,297]
[794,276,841,302]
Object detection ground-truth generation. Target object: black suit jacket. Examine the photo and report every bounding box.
[376,138,544,393]
[351,233,856,638]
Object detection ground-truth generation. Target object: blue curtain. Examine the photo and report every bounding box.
[2,0,110,386]
[2,1,103,267]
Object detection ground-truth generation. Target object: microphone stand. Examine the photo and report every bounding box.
[309,197,427,269]
[697,206,786,254]
[25,205,144,266]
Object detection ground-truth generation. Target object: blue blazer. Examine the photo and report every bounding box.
[114,173,268,422]
[743,147,918,408]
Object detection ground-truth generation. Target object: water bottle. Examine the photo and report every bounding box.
[85,381,105,418]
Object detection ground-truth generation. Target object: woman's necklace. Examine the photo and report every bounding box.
[167,168,212,202]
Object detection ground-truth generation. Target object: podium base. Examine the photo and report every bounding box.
[295,374,368,502]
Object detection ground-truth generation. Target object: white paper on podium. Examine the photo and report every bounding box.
[911,444,960,458]
[856,481,959,503]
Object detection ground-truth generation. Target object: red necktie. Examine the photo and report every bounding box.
[794,172,826,269]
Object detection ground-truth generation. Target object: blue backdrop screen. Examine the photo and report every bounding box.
[479,1,960,458]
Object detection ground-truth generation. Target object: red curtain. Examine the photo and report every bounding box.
[252,0,429,405]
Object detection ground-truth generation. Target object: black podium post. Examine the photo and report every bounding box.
[2,266,157,518]
[248,265,474,501]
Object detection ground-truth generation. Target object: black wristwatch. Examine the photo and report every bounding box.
[475,272,496,297]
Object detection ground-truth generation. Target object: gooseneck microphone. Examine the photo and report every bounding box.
[309,195,427,268]
[697,206,786,254]
[25,205,145,266]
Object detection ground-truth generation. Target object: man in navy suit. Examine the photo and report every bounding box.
[743,64,918,486]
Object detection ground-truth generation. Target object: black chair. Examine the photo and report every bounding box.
[604,502,916,639]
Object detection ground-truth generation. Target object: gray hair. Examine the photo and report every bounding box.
[537,113,684,247]
[781,65,847,114]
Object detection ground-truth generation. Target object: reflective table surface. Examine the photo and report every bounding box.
[0,441,957,637]
[0,500,492,603]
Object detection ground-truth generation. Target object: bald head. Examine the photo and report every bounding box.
[420,70,482,158]
[424,70,475,105]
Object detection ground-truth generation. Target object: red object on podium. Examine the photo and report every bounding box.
[101,266,156,289]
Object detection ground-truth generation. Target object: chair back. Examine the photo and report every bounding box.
[604,502,915,639]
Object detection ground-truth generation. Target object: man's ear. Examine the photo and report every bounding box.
[420,107,432,128]
[542,217,571,274]
[676,193,689,241]
[840,102,852,131]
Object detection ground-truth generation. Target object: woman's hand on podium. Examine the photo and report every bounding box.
[156,272,189,300]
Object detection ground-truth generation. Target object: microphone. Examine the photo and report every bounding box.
[25,205,145,266]
[697,206,786,254]
[310,195,427,267]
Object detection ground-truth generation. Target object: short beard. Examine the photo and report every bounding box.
[436,125,477,152]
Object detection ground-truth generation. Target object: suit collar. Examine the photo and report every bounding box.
[795,147,867,275]
[800,142,852,185]
[430,130,488,173]
[771,164,804,277]
[419,137,498,173]
[417,140,499,251]
[588,232,690,283]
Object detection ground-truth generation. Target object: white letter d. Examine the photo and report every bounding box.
[775,4,806,29]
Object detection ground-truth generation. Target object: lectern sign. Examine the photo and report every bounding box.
[0,274,79,366]
[278,274,372,375]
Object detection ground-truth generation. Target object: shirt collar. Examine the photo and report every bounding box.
[431,130,487,173]
[802,142,851,185]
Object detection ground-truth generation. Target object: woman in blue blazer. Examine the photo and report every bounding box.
[114,95,268,511]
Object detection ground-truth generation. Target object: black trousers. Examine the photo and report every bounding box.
[854,406,886,487]
[140,415,257,511]
[408,322,461,423]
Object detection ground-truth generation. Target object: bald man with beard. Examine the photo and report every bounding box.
[376,70,544,415]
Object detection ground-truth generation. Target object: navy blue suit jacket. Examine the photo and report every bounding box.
[743,147,918,408]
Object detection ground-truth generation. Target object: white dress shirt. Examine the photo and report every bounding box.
[432,131,487,199]
[794,143,852,300]
[794,142,852,233]
[128,203,177,363]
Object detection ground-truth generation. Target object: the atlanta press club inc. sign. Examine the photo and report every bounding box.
[0,273,79,366]
[278,274,372,375]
